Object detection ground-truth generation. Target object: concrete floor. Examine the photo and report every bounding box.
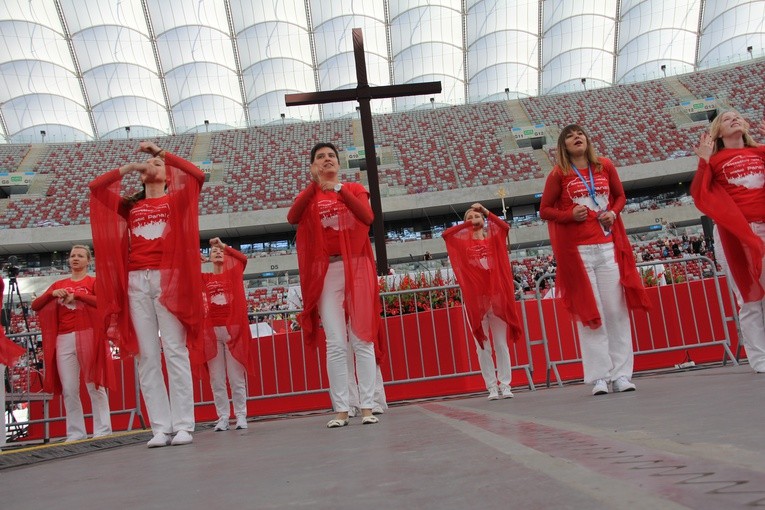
[1,364,764,509]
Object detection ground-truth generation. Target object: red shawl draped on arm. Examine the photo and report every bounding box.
[690,154,765,302]
[33,277,114,394]
[0,280,25,367]
[542,158,650,328]
[89,153,208,365]
[203,247,255,375]
[288,182,381,349]
[443,212,523,346]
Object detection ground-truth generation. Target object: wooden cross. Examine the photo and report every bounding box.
[285,28,442,275]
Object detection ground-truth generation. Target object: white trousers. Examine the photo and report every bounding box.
[1,363,6,445]
[128,270,194,435]
[56,332,112,441]
[208,326,247,421]
[347,352,388,410]
[472,309,513,390]
[319,261,376,411]
[715,224,765,372]
[576,243,634,384]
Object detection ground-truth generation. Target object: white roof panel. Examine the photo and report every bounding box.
[0,0,763,142]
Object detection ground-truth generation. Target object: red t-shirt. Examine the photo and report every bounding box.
[710,145,765,222]
[127,196,170,270]
[315,184,369,256]
[48,276,96,334]
[202,273,230,327]
[466,238,492,277]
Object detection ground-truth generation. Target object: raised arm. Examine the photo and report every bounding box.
[31,286,58,311]
[339,186,374,226]
[287,183,318,224]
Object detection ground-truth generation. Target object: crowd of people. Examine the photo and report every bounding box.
[3,109,765,446]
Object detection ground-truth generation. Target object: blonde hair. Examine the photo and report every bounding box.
[555,124,602,176]
[463,208,485,222]
[70,244,92,261]
[708,109,757,153]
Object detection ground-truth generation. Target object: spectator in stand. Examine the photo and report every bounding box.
[89,141,207,447]
[287,142,382,428]
[1,280,26,446]
[691,237,702,255]
[443,203,524,400]
[692,111,765,373]
[31,245,113,442]
[202,238,253,432]
[540,124,649,396]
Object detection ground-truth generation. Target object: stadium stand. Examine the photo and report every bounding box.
[0,144,30,170]
[520,80,709,167]
[678,61,765,122]
[1,60,762,231]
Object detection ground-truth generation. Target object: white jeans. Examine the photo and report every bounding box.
[319,260,376,411]
[576,243,634,384]
[128,270,194,435]
[208,326,247,421]
[470,308,513,390]
[715,224,765,372]
[56,332,112,441]
[347,352,388,410]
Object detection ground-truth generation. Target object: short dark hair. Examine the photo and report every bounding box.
[310,142,339,163]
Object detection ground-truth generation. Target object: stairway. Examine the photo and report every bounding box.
[191,133,213,162]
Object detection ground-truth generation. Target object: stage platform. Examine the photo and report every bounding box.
[1,363,763,509]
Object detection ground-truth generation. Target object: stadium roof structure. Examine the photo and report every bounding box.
[1,0,763,144]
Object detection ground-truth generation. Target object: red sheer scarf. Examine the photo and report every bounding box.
[443,212,523,346]
[0,280,25,367]
[202,247,255,375]
[89,153,207,364]
[36,277,114,394]
[291,182,381,348]
[546,160,650,328]
[691,151,765,302]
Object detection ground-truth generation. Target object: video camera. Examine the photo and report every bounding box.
[5,255,19,279]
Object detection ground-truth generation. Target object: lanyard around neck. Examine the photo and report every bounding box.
[571,163,598,203]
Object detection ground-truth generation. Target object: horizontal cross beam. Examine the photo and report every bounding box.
[285,82,441,107]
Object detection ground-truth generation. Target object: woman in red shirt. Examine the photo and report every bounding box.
[1,279,26,445]
[31,245,112,441]
[202,237,252,431]
[540,124,648,396]
[692,111,765,372]
[89,141,206,447]
[443,203,523,400]
[287,143,381,428]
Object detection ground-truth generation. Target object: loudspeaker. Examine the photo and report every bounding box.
[700,215,714,239]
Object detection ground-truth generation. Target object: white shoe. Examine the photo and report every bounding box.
[500,384,514,399]
[171,430,193,446]
[235,417,248,430]
[592,379,609,396]
[147,432,172,448]
[487,387,500,400]
[371,405,385,415]
[214,418,229,432]
[612,376,636,392]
